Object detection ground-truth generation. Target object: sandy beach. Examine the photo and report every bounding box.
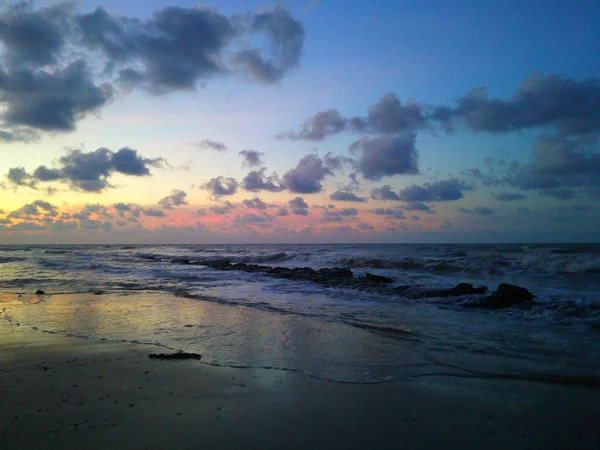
[1,295,599,449]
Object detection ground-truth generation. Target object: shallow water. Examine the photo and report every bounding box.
[1,244,599,383]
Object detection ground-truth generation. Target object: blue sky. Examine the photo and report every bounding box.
[1,0,599,243]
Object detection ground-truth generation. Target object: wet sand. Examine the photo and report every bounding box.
[1,302,600,449]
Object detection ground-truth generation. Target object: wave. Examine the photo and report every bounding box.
[0,256,22,264]
[519,250,600,274]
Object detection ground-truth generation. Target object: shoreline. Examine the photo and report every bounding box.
[2,298,600,449]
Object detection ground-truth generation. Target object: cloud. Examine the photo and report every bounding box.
[458,207,495,215]
[0,4,304,139]
[6,167,36,188]
[158,190,188,209]
[7,200,58,219]
[322,207,359,222]
[282,154,332,193]
[397,179,473,202]
[78,6,235,92]
[4,147,163,192]
[0,61,113,132]
[233,6,304,83]
[506,135,600,196]
[349,134,419,180]
[363,94,425,134]
[202,176,238,198]
[369,208,406,219]
[242,167,282,192]
[403,202,432,211]
[0,2,72,67]
[276,208,289,216]
[243,197,267,210]
[239,150,264,167]
[233,212,274,227]
[210,202,235,215]
[288,197,309,216]
[539,188,577,200]
[277,109,345,141]
[492,192,527,201]
[433,74,600,136]
[370,185,401,201]
[279,94,426,140]
[191,139,228,152]
[142,208,166,217]
[329,191,367,202]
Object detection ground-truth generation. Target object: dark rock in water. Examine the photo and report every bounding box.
[413,283,488,299]
[93,291,103,295]
[360,273,394,284]
[446,283,488,296]
[35,290,45,295]
[149,353,202,360]
[482,283,534,309]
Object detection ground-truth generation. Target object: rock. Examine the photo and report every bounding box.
[483,283,534,309]
[413,283,488,299]
[149,353,202,360]
[361,273,394,284]
[446,283,488,296]
[35,290,45,295]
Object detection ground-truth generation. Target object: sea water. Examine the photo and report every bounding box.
[1,244,599,383]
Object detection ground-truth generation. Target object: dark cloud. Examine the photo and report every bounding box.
[539,188,577,200]
[434,74,600,136]
[288,197,309,216]
[458,207,495,215]
[556,205,590,213]
[234,7,304,83]
[277,109,345,141]
[364,94,425,134]
[233,212,274,227]
[322,207,359,222]
[202,176,238,198]
[349,134,419,180]
[492,192,527,202]
[369,208,406,219]
[192,139,228,152]
[210,202,234,215]
[79,6,235,92]
[0,61,113,132]
[6,167,35,188]
[142,208,166,217]
[276,208,289,216]
[0,2,72,67]
[239,150,264,167]
[7,200,58,219]
[279,94,426,140]
[158,190,188,209]
[4,147,163,192]
[243,197,267,210]
[329,191,366,202]
[242,168,282,192]
[397,179,473,202]
[323,152,353,172]
[403,202,432,212]
[282,154,332,193]
[507,135,600,196]
[0,4,303,139]
[370,185,401,201]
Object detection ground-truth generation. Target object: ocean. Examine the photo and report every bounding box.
[1,243,599,384]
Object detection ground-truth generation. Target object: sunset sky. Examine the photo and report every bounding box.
[1,0,599,243]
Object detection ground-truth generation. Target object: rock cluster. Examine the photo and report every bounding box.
[175,259,536,310]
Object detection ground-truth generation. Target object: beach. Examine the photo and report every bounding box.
[2,294,600,449]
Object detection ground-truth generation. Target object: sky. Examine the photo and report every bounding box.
[1,0,600,244]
